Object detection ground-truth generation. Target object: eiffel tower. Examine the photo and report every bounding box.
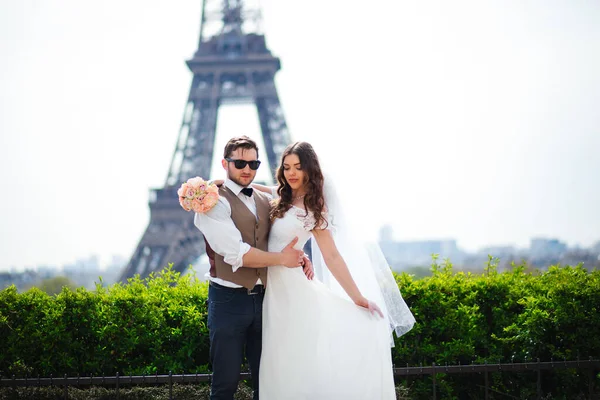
[119,0,292,280]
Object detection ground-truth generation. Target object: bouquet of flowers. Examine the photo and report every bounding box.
[177,176,220,214]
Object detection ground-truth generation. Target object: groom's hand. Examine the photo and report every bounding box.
[280,237,304,268]
[302,255,314,280]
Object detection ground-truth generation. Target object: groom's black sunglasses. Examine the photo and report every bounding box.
[225,158,262,170]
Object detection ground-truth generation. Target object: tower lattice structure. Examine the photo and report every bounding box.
[120,0,292,280]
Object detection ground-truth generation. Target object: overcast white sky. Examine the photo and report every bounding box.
[1,0,599,271]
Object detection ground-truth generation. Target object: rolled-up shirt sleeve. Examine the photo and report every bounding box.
[193,198,251,272]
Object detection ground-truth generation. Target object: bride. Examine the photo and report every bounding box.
[252,141,415,400]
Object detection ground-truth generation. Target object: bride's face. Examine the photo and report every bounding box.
[283,153,306,193]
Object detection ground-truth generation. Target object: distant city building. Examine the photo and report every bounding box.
[530,238,568,259]
[378,225,394,243]
[2,234,598,289]
[0,254,127,292]
[378,227,466,271]
[591,241,600,255]
[479,246,518,257]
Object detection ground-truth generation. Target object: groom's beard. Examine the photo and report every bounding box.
[229,175,254,188]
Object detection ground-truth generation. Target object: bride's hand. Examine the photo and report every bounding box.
[301,254,314,280]
[354,297,384,318]
[210,179,224,187]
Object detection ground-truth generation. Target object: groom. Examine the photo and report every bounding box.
[194,136,311,400]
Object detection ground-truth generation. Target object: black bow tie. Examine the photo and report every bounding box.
[241,187,253,197]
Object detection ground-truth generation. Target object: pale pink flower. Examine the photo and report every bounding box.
[191,198,203,211]
[180,197,193,212]
[206,185,219,194]
[205,192,219,207]
[177,182,189,197]
[187,176,204,187]
[186,186,196,198]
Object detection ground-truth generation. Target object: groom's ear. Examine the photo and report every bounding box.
[221,159,227,170]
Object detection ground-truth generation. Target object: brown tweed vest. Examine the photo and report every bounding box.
[204,186,271,289]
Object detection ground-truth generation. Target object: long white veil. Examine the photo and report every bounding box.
[310,170,416,346]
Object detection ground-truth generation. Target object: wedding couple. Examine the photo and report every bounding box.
[194,136,415,400]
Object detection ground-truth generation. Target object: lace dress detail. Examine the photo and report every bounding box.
[289,206,327,231]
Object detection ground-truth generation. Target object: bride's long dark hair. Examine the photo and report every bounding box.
[270,142,328,229]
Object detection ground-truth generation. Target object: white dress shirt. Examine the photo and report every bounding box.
[194,179,270,288]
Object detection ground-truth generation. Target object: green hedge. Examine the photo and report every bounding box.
[393,257,599,364]
[392,257,599,399]
[1,260,598,399]
[0,268,210,377]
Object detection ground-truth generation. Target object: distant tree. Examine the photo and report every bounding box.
[35,276,76,295]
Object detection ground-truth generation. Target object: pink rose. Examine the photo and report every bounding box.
[186,187,196,198]
[187,176,204,187]
[177,182,189,197]
[205,192,219,207]
[191,198,203,211]
[180,197,192,212]
[206,185,219,194]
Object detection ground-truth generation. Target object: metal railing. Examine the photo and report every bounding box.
[394,358,599,400]
[1,358,598,400]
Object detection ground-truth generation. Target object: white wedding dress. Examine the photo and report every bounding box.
[259,206,396,400]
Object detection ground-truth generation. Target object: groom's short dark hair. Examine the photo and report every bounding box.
[224,136,259,158]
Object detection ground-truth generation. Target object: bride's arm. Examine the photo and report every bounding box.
[251,182,276,195]
[312,228,382,316]
[208,179,275,196]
